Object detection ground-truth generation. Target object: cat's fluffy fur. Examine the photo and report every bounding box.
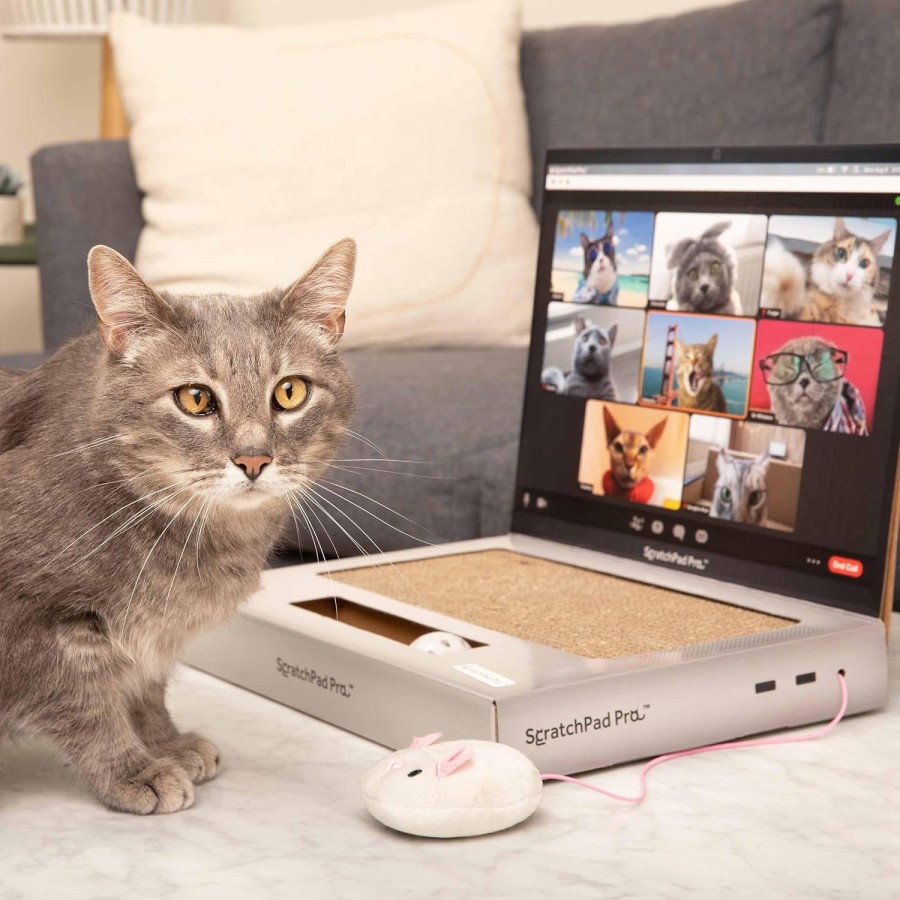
[674,335,727,413]
[541,314,618,399]
[761,219,890,326]
[765,335,843,429]
[0,240,357,814]
[666,221,740,315]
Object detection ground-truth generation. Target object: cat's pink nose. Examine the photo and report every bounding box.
[232,453,273,481]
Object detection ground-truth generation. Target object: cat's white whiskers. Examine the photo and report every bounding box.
[288,488,327,564]
[39,478,192,573]
[310,481,433,546]
[67,463,163,501]
[284,493,308,562]
[289,455,447,481]
[340,428,388,459]
[49,433,124,458]
[286,489,339,617]
[66,482,197,571]
[325,462,448,481]
[335,457,432,465]
[194,489,220,579]
[122,492,197,629]
[301,487,425,602]
[161,493,206,621]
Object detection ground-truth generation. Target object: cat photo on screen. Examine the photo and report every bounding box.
[682,417,806,532]
[647,213,768,316]
[578,400,690,509]
[0,239,357,814]
[549,210,654,309]
[540,303,644,402]
[749,320,884,436]
[640,312,756,418]
[760,215,896,327]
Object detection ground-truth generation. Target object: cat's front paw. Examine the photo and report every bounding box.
[168,733,220,784]
[105,757,195,815]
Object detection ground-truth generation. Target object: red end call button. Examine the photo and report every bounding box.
[828,556,864,578]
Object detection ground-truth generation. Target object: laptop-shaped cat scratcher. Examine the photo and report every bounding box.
[184,147,896,774]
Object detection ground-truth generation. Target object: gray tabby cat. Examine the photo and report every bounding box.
[709,448,769,525]
[0,240,356,814]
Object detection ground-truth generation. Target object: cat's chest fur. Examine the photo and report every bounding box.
[108,558,262,684]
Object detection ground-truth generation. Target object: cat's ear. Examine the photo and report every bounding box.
[705,334,719,355]
[673,337,683,355]
[716,447,732,472]
[602,406,621,444]
[833,217,850,241]
[701,221,731,241]
[575,314,587,334]
[580,233,590,249]
[282,238,356,340]
[87,246,172,356]
[607,323,618,346]
[667,239,692,269]
[867,229,892,257]
[646,418,668,449]
[754,451,771,472]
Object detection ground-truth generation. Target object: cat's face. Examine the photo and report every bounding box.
[581,230,617,292]
[673,250,732,312]
[87,242,357,510]
[810,217,890,298]
[710,449,769,525]
[762,335,843,428]
[572,315,616,378]
[668,221,735,313]
[603,406,666,489]
[675,335,717,399]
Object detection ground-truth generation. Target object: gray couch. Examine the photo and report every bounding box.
[7,0,900,570]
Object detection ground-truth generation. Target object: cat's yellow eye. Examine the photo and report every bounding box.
[175,384,216,416]
[273,376,309,411]
[688,268,698,280]
[709,262,720,275]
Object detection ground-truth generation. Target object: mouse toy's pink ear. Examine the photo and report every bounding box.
[437,747,474,778]
[409,733,442,749]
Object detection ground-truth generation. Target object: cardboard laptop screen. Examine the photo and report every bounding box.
[514,149,900,620]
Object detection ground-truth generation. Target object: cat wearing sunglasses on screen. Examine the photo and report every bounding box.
[760,335,868,435]
[572,225,619,306]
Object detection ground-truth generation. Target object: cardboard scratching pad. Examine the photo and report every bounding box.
[332,550,792,659]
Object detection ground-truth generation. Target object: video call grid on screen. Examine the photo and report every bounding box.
[517,149,900,615]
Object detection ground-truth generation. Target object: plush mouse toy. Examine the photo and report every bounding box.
[361,675,849,839]
[361,733,543,838]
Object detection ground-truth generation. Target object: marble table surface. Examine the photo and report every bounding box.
[2,618,899,900]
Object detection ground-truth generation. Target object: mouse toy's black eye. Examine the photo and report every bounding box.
[407,769,423,778]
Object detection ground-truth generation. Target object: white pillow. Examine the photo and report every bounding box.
[110,0,539,349]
